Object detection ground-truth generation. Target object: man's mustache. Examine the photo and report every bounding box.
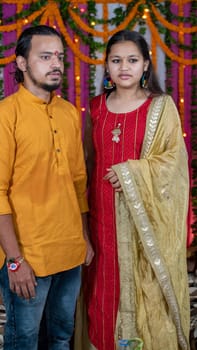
[46,69,63,76]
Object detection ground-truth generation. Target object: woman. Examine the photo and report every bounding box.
[76,30,190,350]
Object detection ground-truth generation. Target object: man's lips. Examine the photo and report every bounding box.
[47,70,62,77]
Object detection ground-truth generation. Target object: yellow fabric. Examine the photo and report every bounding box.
[113,95,190,350]
[0,85,88,276]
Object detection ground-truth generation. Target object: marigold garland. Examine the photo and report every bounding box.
[151,3,197,34]
[151,34,157,71]
[0,7,46,32]
[68,2,139,39]
[103,3,109,43]
[0,0,193,5]
[54,5,104,65]
[146,14,197,66]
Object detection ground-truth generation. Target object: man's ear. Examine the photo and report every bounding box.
[16,56,27,72]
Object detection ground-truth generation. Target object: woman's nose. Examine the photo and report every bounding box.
[120,59,129,70]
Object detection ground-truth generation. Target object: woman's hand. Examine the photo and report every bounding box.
[81,213,94,266]
[84,238,94,266]
[103,168,122,192]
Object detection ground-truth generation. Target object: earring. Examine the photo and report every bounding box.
[104,72,114,89]
[140,71,148,88]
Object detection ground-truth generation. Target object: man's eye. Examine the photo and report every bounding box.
[40,55,51,60]
[59,56,64,62]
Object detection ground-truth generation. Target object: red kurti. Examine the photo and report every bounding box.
[85,93,152,350]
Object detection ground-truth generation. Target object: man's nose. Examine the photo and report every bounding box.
[51,54,61,67]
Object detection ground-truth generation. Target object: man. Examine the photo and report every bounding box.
[0,25,94,350]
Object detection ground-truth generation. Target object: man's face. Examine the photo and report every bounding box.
[20,35,65,94]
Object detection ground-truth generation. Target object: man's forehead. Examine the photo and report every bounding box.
[31,35,63,50]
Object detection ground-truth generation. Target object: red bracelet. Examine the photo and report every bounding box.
[6,256,25,272]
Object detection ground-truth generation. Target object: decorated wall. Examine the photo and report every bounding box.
[0,0,196,245]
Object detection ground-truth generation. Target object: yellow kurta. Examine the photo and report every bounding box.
[113,95,190,350]
[0,85,88,276]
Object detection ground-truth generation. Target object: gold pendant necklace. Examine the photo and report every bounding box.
[112,123,121,143]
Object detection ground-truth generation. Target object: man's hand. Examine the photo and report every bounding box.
[8,260,37,299]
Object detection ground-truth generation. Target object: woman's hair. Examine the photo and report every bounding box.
[104,30,164,95]
[14,25,62,83]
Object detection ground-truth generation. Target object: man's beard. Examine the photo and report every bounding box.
[39,82,60,92]
[26,66,62,92]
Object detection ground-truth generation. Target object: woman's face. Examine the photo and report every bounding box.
[106,40,149,90]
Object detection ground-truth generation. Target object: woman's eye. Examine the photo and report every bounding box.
[112,59,120,63]
[129,58,138,63]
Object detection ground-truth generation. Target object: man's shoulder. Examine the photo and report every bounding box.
[0,91,18,105]
[0,91,19,121]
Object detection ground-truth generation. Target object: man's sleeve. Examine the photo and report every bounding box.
[0,108,15,214]
[73,110,89,213]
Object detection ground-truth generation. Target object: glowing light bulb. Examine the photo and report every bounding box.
[23,18,28,24]
[180,98,184,103]
[183,132,187,138]
[81,107,85,112]
[76,76,80,81]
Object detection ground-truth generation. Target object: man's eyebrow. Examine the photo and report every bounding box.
[39,51,64,55]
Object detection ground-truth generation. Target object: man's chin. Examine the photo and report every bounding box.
[41,83,61,92]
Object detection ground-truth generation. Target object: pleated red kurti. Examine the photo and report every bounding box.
[85,93,152,350]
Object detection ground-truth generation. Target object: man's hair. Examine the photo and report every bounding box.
[15,25,62,83]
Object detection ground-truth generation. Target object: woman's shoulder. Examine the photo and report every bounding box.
[90,93,105,107]
[89,93,106,117]
[151,93,174,104]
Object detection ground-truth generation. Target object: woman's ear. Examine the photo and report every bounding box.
[144,60,149,72]
[16,56,27,72]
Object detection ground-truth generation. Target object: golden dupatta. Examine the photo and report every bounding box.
[112,95,190,350]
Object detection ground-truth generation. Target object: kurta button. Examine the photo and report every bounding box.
[49,116,53,119]
[54,130,57,133]
[56,149,61,152]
